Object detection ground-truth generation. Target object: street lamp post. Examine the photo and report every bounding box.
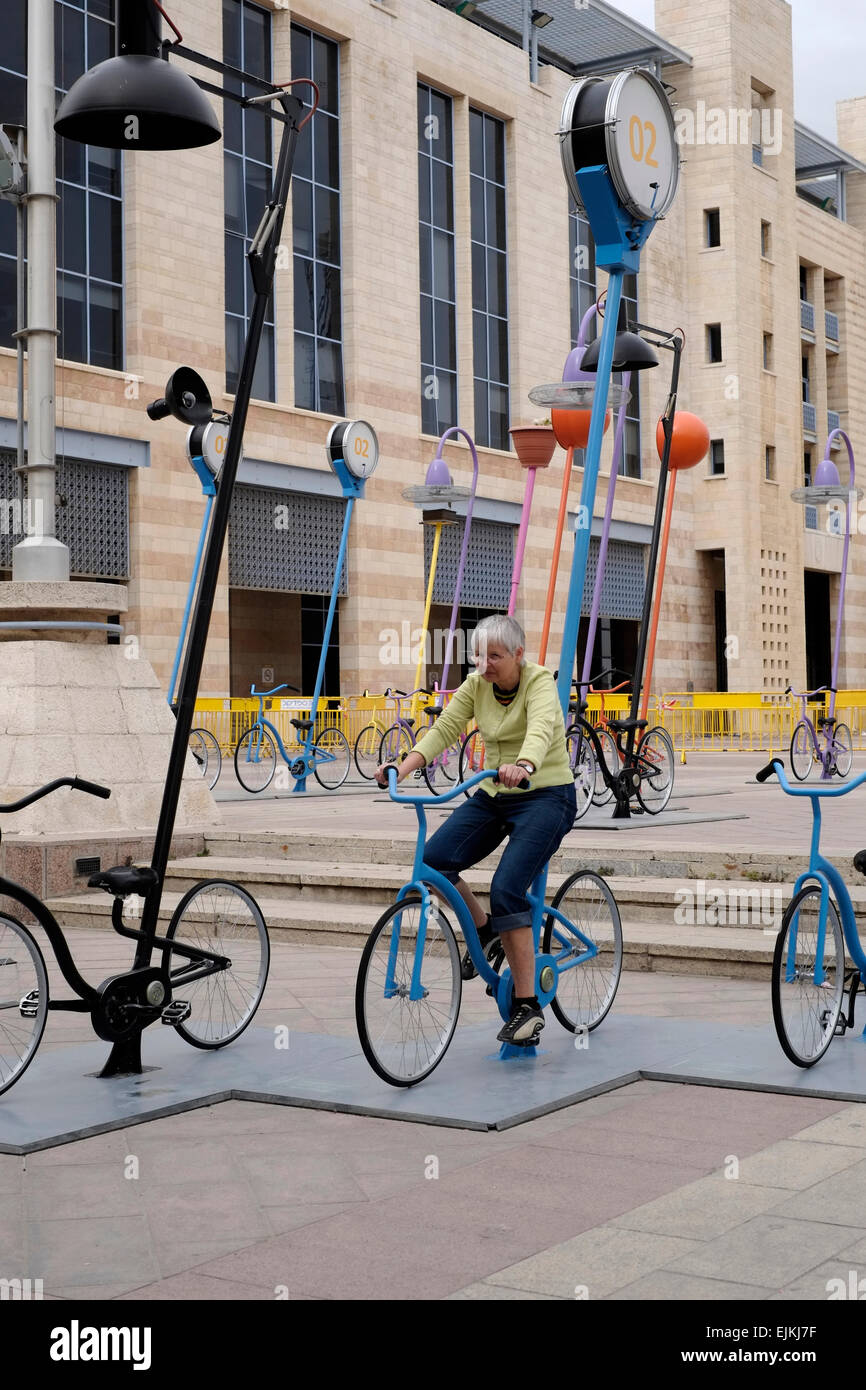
[14,0,69,580]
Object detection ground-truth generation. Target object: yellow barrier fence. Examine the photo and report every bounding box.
[193,692,866,760]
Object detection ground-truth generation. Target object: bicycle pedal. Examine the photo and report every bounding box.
[161,1000,191,1026]
[19,989,39,1018]
[834,1014,849,1036]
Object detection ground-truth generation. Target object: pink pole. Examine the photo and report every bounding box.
[507,468,538,617]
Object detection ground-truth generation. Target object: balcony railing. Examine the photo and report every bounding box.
[828,410,841,433]
[802,402,817,433]
[805,505,818,531]
[825,310,839,343]
[752,144,763,166]
[800,299,815,333]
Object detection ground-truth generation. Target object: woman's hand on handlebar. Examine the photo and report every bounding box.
[497,763,531,789]
[375,750,426,787]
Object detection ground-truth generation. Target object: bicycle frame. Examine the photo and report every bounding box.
[761,759,866,986]
[240,690,338,777]
[383,769,599,1020]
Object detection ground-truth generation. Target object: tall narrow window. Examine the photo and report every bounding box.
[569,200,596,346]
[291,23,344,415]
[618,274,641,478]
[710,440,725,475]
[763,332,773,370]
[224,0,274,401]
[1,2,123,368]
[761,220,772,257]
[707,323,723,363]
[470,109,508,450]
[418,84,457,436]
[802,354,810,402]
[704,208,720,247]
[765,446,776,480]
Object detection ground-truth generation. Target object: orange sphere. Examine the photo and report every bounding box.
[552,407,611,450]
[656,411,710,470]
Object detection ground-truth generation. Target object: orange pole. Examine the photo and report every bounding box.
[538,446,574,666]
[640,470,678,721]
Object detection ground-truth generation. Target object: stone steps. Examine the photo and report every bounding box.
[158,855,866,932]
[45,886,782,976]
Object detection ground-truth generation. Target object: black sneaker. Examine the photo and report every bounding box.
[496,1002,544,1045]
[460,921,498,981]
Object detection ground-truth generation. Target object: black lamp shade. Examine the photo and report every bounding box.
[580,331,659,373]
[54,55,222,151]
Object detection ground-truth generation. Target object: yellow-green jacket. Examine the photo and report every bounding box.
[413,662,573,795]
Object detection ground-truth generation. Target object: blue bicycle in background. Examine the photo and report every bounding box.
[354,767,623,1085]
[757,757,866,1066]
[234,683,351,793]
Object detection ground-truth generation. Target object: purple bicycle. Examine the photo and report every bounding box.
[788,685,853,781]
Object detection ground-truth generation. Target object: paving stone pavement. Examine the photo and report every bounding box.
[3,925,866,1301]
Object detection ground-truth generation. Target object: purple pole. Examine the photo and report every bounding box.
[827,429,855,721]
[579,369,631,694]
[435,426,480,701]
[508,468,537,617]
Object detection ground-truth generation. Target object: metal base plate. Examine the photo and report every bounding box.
[3,1015,866,1154]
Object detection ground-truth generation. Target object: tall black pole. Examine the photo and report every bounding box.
[613,332,682,819]
[117,0,162,58]
[136,96,302,952]
[628,335,682,731]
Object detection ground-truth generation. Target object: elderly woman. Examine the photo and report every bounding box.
[376,615,575,1045]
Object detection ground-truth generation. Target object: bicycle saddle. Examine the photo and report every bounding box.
[854,851,866,877]
[290,718,314,731]
[568,700,588,715]
[88,865,159,898]
[605,717,648,733]
[423,704,441,717]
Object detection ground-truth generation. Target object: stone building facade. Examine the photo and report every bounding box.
[0,0,864,701]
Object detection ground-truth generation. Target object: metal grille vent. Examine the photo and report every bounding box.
[229,484,347,595]
[0,449,129,579]
[424,519,514,609]
[581,537,646,621]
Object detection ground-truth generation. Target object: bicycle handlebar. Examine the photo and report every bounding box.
[786,685,835,699]
[756,757,866,798]
[0,776,112,814]
[250,682,300,697]
[589,679,630,695]
[382,765,529,805]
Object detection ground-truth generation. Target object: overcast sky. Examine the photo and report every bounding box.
[609,0,864,142]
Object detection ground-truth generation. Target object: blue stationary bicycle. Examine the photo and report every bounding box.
[354,767,623,1086]
[758,757,866,1066]
[234,683,350,793]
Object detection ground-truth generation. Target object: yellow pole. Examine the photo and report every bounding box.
[414,520,443,716]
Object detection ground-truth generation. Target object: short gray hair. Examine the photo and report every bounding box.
[470,614,527,667]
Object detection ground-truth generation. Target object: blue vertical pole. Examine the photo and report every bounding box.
[293,490,355,793]
[555,270,624,718]
[168,488,215,709]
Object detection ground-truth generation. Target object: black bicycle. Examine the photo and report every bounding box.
[0,778,269,1098]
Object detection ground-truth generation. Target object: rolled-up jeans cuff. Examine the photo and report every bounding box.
[490,909,531,933]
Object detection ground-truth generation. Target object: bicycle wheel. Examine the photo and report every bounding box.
[163,880,270,1049]
[832,723,853,778]
[634,726,674,814]
[189,727,221,791]
[790,722,813,780]
[313,727,351,790]
[234,725,277,793]
[422,737,462,795]
[354,724,382,780]
[565,722,595,822]
[544,871,623,1032]
[378,722,414,766]
[0,914,49,1097]
[459,728,485,796]
[592,727,618,806]
[356,895,461,1086]
[771,884,845,1067]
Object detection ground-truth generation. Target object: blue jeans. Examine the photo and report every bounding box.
[424,783,577,933]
